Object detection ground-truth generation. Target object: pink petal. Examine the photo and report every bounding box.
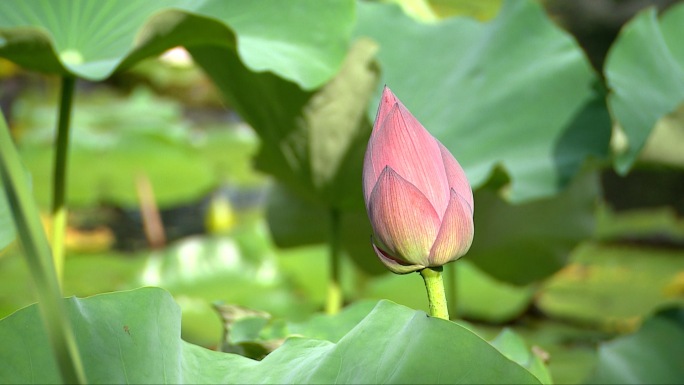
[363,88,403,206]
[364,97,450,216]
[364,86,398,205]
[428,189,474,266]
[438,142,473,214]
[372,242,425,274]
[368,167,440,266]
[372,85,399,129]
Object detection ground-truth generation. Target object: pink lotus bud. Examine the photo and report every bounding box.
[363,86,474,274]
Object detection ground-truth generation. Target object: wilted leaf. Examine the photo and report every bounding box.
[638,102,684,168]
[537,242,684,330]
[428,0,503,20]
[306,38,378,207]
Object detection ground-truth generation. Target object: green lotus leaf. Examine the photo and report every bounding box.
[0,287,541,384]
[0,0,354,89]
[605,3,684,173]
[355,0,609,203]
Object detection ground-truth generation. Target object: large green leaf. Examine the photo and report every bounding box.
[585,307,684,384]
[188,0,354,90]
[0,0,353,89]
[355,0,609,202]
[605,3,684,173]
[0,287,541,384]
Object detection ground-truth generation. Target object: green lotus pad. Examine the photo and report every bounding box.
[0,0,354,89]
[0,287,540,384]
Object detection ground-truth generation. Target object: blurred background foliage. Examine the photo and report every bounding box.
[1,0,683,383]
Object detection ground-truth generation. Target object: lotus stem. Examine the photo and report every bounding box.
[325,208,342,314]
[51,76,76,288]
[446,262,457,319]
[420,266,449,320]
[0,113,86,384]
